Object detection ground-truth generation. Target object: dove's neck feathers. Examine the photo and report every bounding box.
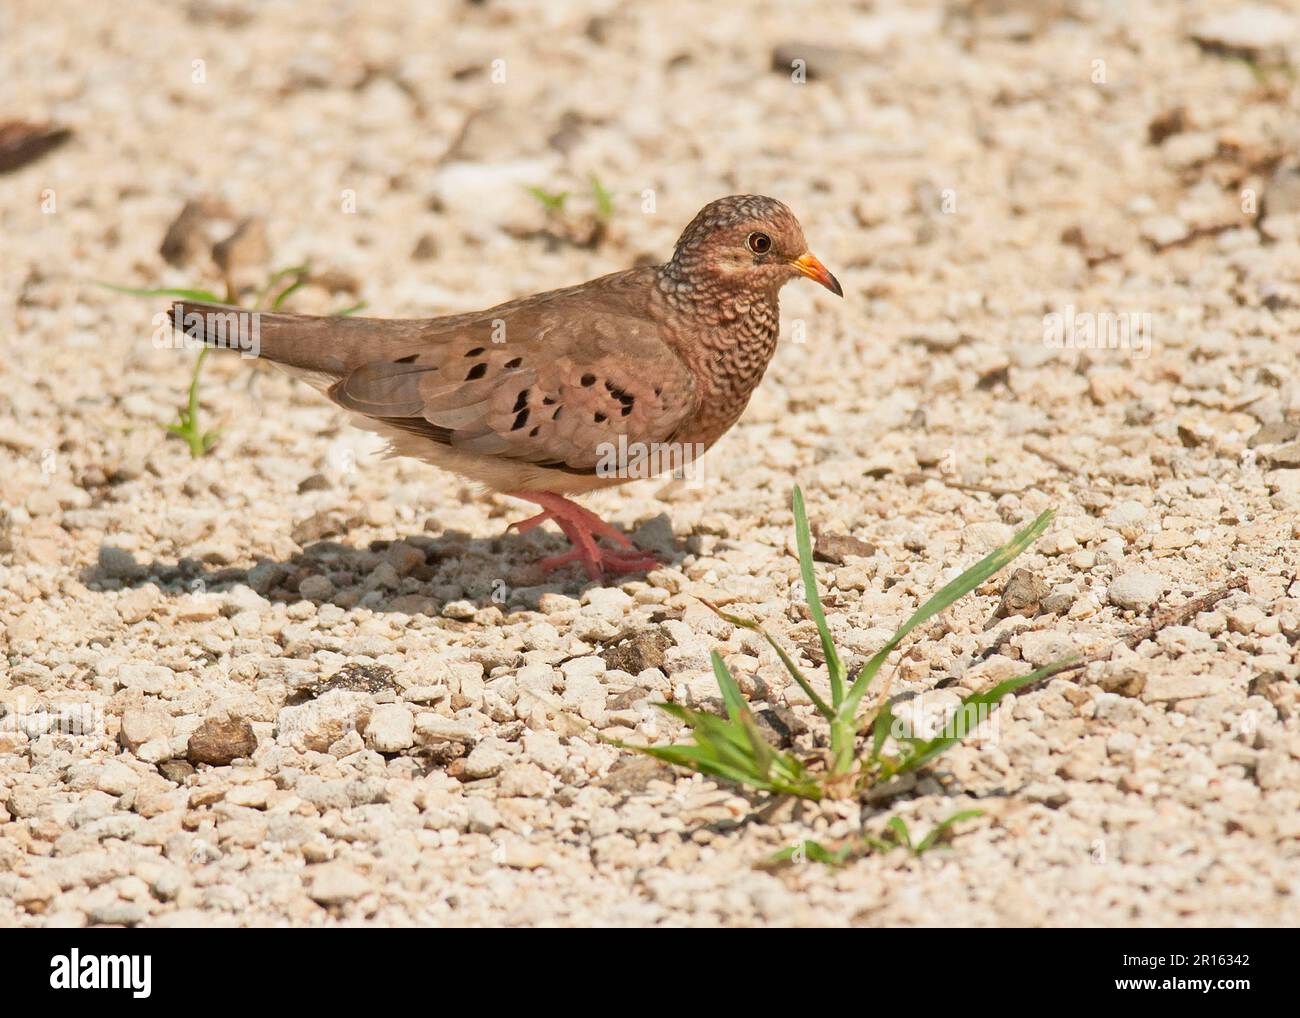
[654,260,782,448]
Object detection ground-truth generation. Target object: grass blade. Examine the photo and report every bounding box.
[590,175,614,219]
[268,266,311,311]
[95,282,224,302]
[914,810,983,854]
[886,816,913,851]
[525,185,568,212]
[255,264,310,309]
[269,279,306,311]
[624,682,822,800]
[768,839,850,867]
[792,485,845,707]
[653,704,757,772]
[711,651,748,723]
[710,653,776,778]
[840,509,1054,721]
[885,659,1070,776]
[701,600,834,719]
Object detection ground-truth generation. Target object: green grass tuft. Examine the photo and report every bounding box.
[624,486,1067,809]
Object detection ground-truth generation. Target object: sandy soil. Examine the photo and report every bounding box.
[2,0,1299,926]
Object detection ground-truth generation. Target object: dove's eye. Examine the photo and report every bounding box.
[747,232,772,255]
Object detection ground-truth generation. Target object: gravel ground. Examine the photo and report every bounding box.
[2,0,1300,927]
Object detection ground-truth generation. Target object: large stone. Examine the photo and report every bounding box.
[1108,572,1164,611]
[961,521,1013,554]
[1141,673,1220,703]
[306,863,371,906]
[276,690,373,752]
[174,595,221,622]
[95,759,141,796]
[459,738,509,779]
[98,545,145,581]
[1018,630,1076,668]
[814,532,877,564]
[601,629,674,674]
[1106,500,1148,529]
[363,703,415,753]
[117,585,161,624]
[997,568,1050,618]
[119,706,173,753]
[187,714,258,766]
[113,663,174,695]
[1191,7,1297,64]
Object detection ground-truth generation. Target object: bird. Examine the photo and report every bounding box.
[170,194,842,579]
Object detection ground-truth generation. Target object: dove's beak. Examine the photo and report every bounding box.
[793,252,843,297]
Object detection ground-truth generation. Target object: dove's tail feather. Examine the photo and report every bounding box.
[168,301,427,379]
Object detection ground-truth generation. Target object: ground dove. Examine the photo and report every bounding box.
[170,194,842,578]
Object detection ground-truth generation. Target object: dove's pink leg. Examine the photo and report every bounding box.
[507,491,660,579]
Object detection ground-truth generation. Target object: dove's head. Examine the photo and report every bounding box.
[664,195,842,303]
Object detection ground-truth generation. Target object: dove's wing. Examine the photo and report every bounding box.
[170,268,699,477]
[327,273,697,474]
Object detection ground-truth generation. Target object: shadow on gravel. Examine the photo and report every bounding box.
[82,513,688,616]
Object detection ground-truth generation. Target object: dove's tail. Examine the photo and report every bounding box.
[168,300,425,378]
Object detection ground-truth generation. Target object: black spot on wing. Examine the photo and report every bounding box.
[604,380,633,405]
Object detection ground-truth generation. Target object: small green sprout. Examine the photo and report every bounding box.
[865,810,985,856]
[257,263,310,310]
[100,266,363,459]
[524,178,616,248]
[97,282,227,458]
[770,809,985,868]
[525,185,569,213]
[590,175,614,220]
[769,839,854,868]
[165,347,221,457]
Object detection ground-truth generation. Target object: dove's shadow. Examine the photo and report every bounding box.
[83,517,686,615]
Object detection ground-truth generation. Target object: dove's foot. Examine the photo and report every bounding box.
[536,544,662,578]
[507,490,660,579]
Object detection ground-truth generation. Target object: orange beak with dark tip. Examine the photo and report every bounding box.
[792,252,843,297]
